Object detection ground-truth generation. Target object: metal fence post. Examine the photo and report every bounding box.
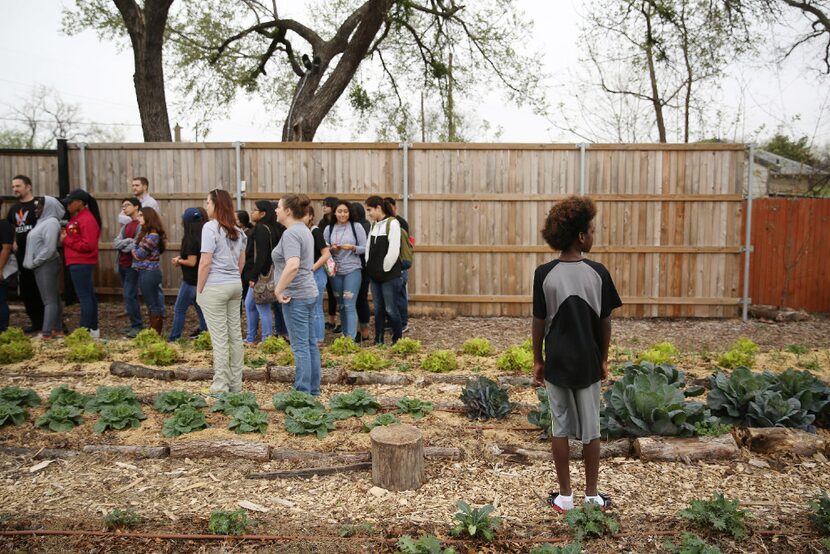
[401,142,410,220]
[233,141,243,210]
[578,143,587,195]
[742,144,756,322]
[78,143,88,191]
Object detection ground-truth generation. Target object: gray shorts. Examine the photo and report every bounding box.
[544,380,601,444]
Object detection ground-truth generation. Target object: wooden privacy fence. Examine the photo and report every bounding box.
[57,142,746,318]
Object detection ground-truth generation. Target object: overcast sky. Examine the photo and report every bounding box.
[1,0,827,146]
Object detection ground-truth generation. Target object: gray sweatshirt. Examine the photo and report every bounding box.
[23,196,64,270]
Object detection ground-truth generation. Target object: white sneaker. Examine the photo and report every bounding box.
[89,328,100,339]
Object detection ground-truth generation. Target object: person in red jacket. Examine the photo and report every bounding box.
[60,189,102,338]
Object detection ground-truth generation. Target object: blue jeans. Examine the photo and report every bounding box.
[331,269,361,339]
[0,283,8,331]
[371,278,402,344]
[272,302,288,336]
[312,267,327,343]
[168,281,207,340]
[68,264,98,331]
[244,287,274,342]
[137,268,165,317]
[282,296,321,395]
[118,266,142,330]
[397,268,409,328]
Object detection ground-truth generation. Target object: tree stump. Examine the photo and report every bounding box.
[370,424,424,491]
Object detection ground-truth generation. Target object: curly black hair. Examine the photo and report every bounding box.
[541,196,597,251]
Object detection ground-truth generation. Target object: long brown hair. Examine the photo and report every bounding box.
[210,189,240,241]
[136,207,167,254]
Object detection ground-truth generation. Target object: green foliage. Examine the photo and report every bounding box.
[528,386,552,438]
[93,403,146,433]
[0,327,27,345]
[362,413,400,432]
[495,346,533,373]
[260,335,289,354]
[211,391,260,415]
[748,389,814,430]
[615,361,686,387]
[638,341,679,365]
[0,339,34,364]
[246,355,268,368]
[520,337,532,351]
[0,387,41,408]
[693,421,733,437]
[809,490,830,534]
[153,390,207,413]
[275,349,294,366]
[104,508,142,530]
[139,342,178,366]
[450,500,502,541]
[395,397,434,420]
[460,376,513,420]
[663,532,722,554]
[48,385,89,409]
[763,133,817,165]
[391,337,422,356]
[679,493,752,539]
[133,328,164,348]
[717,337,758,369]
[462,337,494,356]
[786,344,808,355]
[340,521,374,537]
[86,386,139,413]
[707,367,770,424]
[68,341,105,363]
[329,389,381,419]
[284,406,337,438]
[35,405,84,432]
[349,83,373,112]
[421,350,458,373]
[328,336,360,356]
[530,543,582,554]
[396,533,456,554]
[763,368,830,417]
[162,405,208,437]
[63,327,92,348]
[0,401,28,427]
[272,390,323,411]
[193,331,212,351]
[207,509,256,535]
[228,406,269,434]
[564,504,620,540]
[350,350,392,371]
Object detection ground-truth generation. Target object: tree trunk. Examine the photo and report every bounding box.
[634,434,740,462]
[642,6,667,143]
[370,423,425,491]
[746,427,826,456]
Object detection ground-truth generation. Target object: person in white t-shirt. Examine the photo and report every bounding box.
[118,177,161,226]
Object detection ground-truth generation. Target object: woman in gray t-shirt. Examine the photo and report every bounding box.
[273,194,321,395]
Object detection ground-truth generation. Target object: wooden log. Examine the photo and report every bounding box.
[269,446,463,463]
[748,304,810,322]
[497,440,630,461]
[169,439,271,461]
[424,446,464,460]
[0,446,79,460]
[243,368,268,382]
[417,374,471,385]
[110,362,175,381]
[82,445,169,459]
[346,372,411,386]
[746,427,826,456]
[634,434,740,462]
[173,367,213,381]
[268,365,345,384]
[248,462,372,480]
[499,375,536,387]
[370,424,425,491]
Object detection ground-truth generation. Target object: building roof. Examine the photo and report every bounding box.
[755,150,826,176]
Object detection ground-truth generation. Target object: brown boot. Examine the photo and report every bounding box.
[149,315,164,336]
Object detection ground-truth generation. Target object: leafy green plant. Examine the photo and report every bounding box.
[340,522,374,537]
[462,337,494,357]
[747,390,814,430]
[68,341,105,363]
[153,390,207,413]
[786,344,808,355]
[421,349,458,373]
[260,335,290,354]
[207,509,256,535]
[763,368,830,418]
[801,360,821,371]
[246,355,268,368]
[530,543,582,554]
[362,413,400,432]
[0,401,28,427]
[614,361,686,388]
[707,367,770,425]
[162,405,208,437]
[329,389,381,419]
[391,337,422,356]
[0,327,27,345]
[328,336,360,356]
[284,406,337,438]
[460,376,513,420]
[63,327,92,348]
[0,339,34,364]
[47,385,88,409]
[132,328,164,348]
[350,350,392,371]
[0,387,41,408]
[193,331,212,351]
[139,342,178,366]
[93,403,146,433]
[395,397,434,420]
[35,405,84,432]
[228,407,269,434]
[528,387,552,439]
[211,391,260,415]
[450,500,502,541]
[104,508,143,530]
[717,337,759,369]
[693,421,733,437]
[86,386,139,413]
[663,532,722,554]
[679,493,753,539]
[396,363,412,372]
[272,390,323,411]
[564,504,620,540]
[637,341,679,365]
[520,337,532,351]
[809,490,830,534]
[496,346,533,373]
[275,349,294,366]
[396,533,456,554]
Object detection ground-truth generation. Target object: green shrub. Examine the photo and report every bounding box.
[272,390,323,411]
[462,337,494,357]
[564,504,620,540]
[329,389,381,419]
[132,328,164,348]
[362,413,400,432]
[245,355,268,368]
[68,341,105,363]
[35,405,84,432]
[139,342,177,366]
[284,407,337,438]
[0,401,28,427]
[693,421,733,437]
[0,340,34,364]
[350,350,391,371]
[211,391,260,415]
[637,341,679,365]
[153,390,207,413]
[48,385,89,409]
[460,377,512,420]
[496,346,533,373]
[450,500,501,541]
[260,335,289,354]
[786,344,808,355]
[520,337,532,351]
[395,397,434,420]
[421,350,458,373]
[207,509,256,535]
[810,490,830,535]
[0,387,41,408]
[193,331,212,351]
[391,337,422,356]
[679,493,753,539]
[64,328,92,348]
[275,349,294,366]
[104,508,143,530]
[93,403,146,433]
[0,327,27,345]
[162,405,208,437]
[328,336,360,356]
[717,337,758,369]
[396,533,456,554]
[86,386,139,413]
[663,532,722,554]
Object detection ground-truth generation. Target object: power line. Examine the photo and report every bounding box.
[0,117,140,128]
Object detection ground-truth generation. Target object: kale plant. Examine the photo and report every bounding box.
[0,401,28,427]
[85,386,139,413]
[663,532,722,554]
[260,335,289,354]
[810,490,830,534]
[153,390,207,412]
[450,500,502,541]
[207,509,256,535]
[211,391,260,415]
[564,503,620,540]
[104,508,143,530]
[747,390,814,430]
[162,405,208,437]
[47,385,88,409]
[530,543,583,554]
[93,403,146,433]
[460,376,513,420]
[284,406,337,438]
[396,533,457,554]
[228,407,269,434]
[0,387,41,408]
[679,493,753,539]
[362,413,400,432]
[395,397,434,420]
[35,405,84,432]
[527,387,552,439]
[272,390,323,411]
[329,388,381,419]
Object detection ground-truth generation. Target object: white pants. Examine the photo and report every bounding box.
[197,283,244,394]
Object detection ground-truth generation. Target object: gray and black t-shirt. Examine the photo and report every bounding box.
[532,258,622,389]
